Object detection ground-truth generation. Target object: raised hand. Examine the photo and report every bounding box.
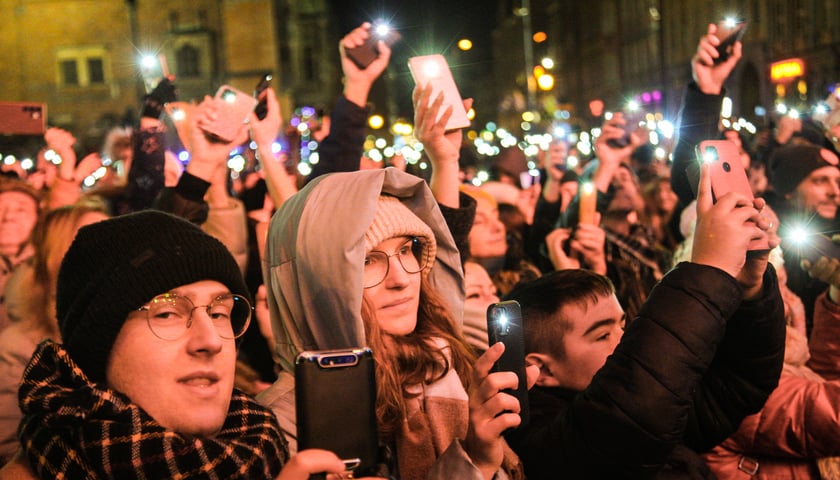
[692,23,742,95]
[340,22,392,108]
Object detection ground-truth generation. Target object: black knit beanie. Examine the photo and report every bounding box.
[56,210,250,383]
[769,143,840,196]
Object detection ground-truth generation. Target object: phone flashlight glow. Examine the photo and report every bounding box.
[171,108,186,122]
[141,55,158,70]
[374,23,390,37]
[723,17,738,28]
[789,226,810,245]
[422,60,442,78]
[223,90,237,103]
[702,147,718,163]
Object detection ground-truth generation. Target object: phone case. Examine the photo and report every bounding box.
[295,348,379,474]
[697,140,769,251]
[346,29,401,70]
[201,85,258,143]
[408,54,470,131]
[0,102,47,135]
[253,74,273,120]
[714,21,747,64]
[486,301,530,430]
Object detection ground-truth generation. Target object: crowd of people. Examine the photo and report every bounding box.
[0,17,839,479]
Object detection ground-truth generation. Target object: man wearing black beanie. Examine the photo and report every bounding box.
[2,210,289,479]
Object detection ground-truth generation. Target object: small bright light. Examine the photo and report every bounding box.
[178,151,190,162]
[541,57,554,69]
[375,138,387,149]
[522,111,535,122]
[297,123,309,133]
[272,142,282,154]
[655,147,666,160]
[567,155,579,168]
[776,103,788,115]
[93,166,107,179]
[83,176,96,188]
[721,97,733,118]
[789,109,800,119]
[368,149,383,162]
[222,90,237,103]
[297,162,312,176]
[467,108,476,121]
[309,153,320,164]
[723,17,738,28]
[20,158,34,170]
[419,162,428,170]
[422,60,441,78]
[532,31,547,43]
[141,55,157,69]
[384,146,395,157]
[458,38,473,51]
[374,24,390,36]
[703,150,717,163]
[477,170,490,182]
[658,120,675,139]
[521,122,532,131]
[171,108,186,121]
[789,226,809,244]
[227,154,246,172]
[537,73,554,91]
[3,155,15,165]
[368,114,384,130]
[815,104,829,115]
[626,100,640,112]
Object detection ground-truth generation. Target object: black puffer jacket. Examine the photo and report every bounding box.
[507,262,785,479]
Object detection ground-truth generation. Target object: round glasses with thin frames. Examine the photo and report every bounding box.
[137,293,252,341]
[363,237,429,289]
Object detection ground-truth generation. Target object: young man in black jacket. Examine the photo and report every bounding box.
[504,156,785,478]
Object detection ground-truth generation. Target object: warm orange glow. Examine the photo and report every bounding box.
[532,31,547,43]
[457,38,473,51]
[770,58,805,82]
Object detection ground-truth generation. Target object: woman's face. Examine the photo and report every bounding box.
[106,280,237,437]
[464,261,499,309]
[362,236,422,336]
[468,198,507,259]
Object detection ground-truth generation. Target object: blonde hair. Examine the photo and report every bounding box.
[361,276,476,439]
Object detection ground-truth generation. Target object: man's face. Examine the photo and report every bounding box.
[107,280,237,437]
[0,191,38,254]
[540,293,625,391]
[790,165,840,220]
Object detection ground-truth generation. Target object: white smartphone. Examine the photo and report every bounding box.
[408,54,470,131]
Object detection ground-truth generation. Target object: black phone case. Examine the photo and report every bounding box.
[486,301,530,429]
[253,74,272,121]
[345,30,401,69]
[715,23,747,64]
[295,348,379,474]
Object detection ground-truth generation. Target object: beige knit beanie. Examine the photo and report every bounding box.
[364,195,436,276]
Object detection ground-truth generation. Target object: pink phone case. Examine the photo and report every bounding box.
[201,85,258,143]
[698,139,769,251]
[408,55,470,131]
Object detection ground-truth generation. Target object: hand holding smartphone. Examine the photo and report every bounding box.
[695,140,769,251]
[486,301,530,430]
[345,23,401,70]
[714,18,747,64]
[295,348,380,475]
[200,85,258,143]
[408,54,471,131]
[253,74,273,121]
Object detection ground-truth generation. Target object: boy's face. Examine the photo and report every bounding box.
[536,293,625,391]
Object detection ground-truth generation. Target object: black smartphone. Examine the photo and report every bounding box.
[295,348,380,475]
[714,18,747,64]
[253,74,272,121]
[345,24,401,70]
[605,110,642,149]
[782,231,840,265]
[486,300,530,430]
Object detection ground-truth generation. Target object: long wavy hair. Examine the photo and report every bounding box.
[361,275,476,440]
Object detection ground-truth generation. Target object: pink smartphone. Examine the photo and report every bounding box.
[408,54,470,131]
[201,85,258,143]
[697,139,769,251]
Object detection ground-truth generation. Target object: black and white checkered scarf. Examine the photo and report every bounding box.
[17,341,288,479]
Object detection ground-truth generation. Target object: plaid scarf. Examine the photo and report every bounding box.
[18,341,288,479]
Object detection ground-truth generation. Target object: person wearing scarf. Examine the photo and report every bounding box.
[0,211,289,479]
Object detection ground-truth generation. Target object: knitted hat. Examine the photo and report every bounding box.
[364,195,436,277]
[0,176,41,205]
[56,210,249,383]
[769,143,840,196]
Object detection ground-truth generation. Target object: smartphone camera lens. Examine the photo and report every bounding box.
[222,90,237,103]
[702,146,718,163]
[722,162,731,172]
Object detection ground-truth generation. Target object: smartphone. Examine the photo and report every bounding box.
[714,18,747,64]
[346,24,401,70]
[200,85,258,143]
[408,54,470,131]
[295,348,379,475]
[578,182,598,226]
[253,74,273,121]
[486,301,530,430]
[781,231,840,265]
[606,110,643,149]
[0,102,47,135]
[141,54,171,94]
[520,170,540,189]
[696,139,769,251]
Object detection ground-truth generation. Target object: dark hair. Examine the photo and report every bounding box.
[505,269,615,359]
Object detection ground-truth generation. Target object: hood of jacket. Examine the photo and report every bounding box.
[264,168,464,373]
